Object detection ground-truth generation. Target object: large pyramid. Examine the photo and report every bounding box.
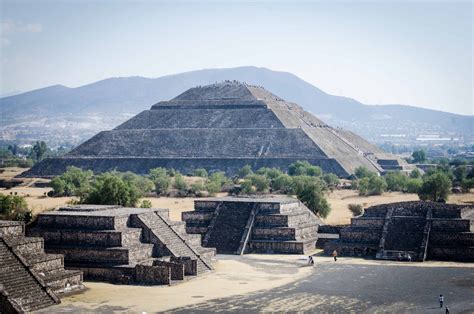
[23,81,410,178]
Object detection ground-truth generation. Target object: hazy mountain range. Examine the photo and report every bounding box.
[1,66,472,147]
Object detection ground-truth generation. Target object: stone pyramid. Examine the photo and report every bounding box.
[24,81,409,177]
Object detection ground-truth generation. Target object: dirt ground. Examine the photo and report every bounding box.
[40,254,474,313]
[1,167,473,223]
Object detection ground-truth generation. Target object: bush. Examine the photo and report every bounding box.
[205,180,221,196]
[406,178,423,193]
[240,180,254,194]
[193,168,208,178]
[288,161,322,177]
[256,167,284,180]
[140,200,152,208]
[418,171,452,201]
[173,174,188,192]
[149,168,171,195]
[50,166,93,197]
[323,173,340,187]
[410,168,422,179]
[460,178,474,193]
[411,150,426,163]
[246,174,270,192]
[190,181,206,195]
[119,172,154,194]
[0,194,29,219]
[354,166,374,179]
[294,177,330,218]
[271,174,294,194]
[358,175,387,196]
[82,172,141,207]
[238,165,253,178]
[348,204,364,216]
[384,172,408,192]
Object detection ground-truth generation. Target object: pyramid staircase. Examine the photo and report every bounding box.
[28,206,215,285]
[325,202,473,262]
[182,197,322,254]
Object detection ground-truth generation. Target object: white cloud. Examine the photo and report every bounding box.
[0,19,43,34]
[0,19,42,47]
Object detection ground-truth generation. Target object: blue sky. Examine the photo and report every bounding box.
[0,0,472,115]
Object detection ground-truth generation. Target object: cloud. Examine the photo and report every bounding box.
[0,19,43,34]
[0,19,42,46]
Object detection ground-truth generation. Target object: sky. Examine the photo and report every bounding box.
[0,0,472,115]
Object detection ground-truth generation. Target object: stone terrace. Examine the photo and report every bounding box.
[325,201,473,262]
[182,197,323,254]
[27,205,215,285]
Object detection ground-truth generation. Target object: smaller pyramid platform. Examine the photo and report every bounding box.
[27,205,215,285]
[324,201,474,262]
[182,197,323,254]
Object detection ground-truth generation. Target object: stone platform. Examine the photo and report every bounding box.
[324,201,474,262]
[27,205,215,285]
[182,197,322,254]
[0,220,83,312]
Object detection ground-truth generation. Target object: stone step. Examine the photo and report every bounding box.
[40,269,84,294]
[45,243,154,265]
[3,236,44,256]
[429,232,474,246]
[339,228,382,244]
[29,227,143,247]
[23,252,64,272]
[248,238,317,254]
[428,246,474,262]
[254,210,313,228]
[0,221,24,237]
[36,213,129,230]
[252,223,317,241]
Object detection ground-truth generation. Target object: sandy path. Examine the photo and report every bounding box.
[54,254,315,312]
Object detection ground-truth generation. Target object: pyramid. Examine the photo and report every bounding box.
[23,81,410,177]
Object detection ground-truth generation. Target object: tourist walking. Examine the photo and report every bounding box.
[445,306,450,314]
[308,255,314,266]
[332,250,338,262]
[439,294,444,308]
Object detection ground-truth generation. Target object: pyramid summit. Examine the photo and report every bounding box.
[23,81,410,177]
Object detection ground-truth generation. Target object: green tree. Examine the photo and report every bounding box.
[238,165,253,178]
[82,172,141,207]
[354,166,374,179]
[410,168,422,179]
[288,161,322,177]
[418,171,452,201]
[323,173,340,187]
[271,174,294,194]
[240,180,254,194]
[193,168,208,178]
[173,174,188,192]
[411,150,426,163]
[406,178,423,193]
[31,141,48,161]
[247,174,270,192]
[149,168,171,195]
[50,166,93,197]
[384,171,408,192]
[140,200,152,208]
[256,167,284,180]
[190,181,206,195]
[293,177,330,218]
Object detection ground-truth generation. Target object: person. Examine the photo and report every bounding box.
[407,254,412,262]
[439,294,444,308]
[397,253,402,261]
[332,250,338,262]
[445,306,450,314]
[308,255,314,266]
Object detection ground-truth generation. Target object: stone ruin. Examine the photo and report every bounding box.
[26,205,215,286]
[0,220,84,312]
[325,201,473,262]
[23,81,411,178]
[182,197,323,254]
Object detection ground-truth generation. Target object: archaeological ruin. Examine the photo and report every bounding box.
[0,220,84,312]
[182,197,323,254]
[324,201,474,262]
[22,81,411,178]
[26,205,215,286]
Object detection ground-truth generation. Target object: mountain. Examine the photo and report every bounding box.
[1,66,472,146]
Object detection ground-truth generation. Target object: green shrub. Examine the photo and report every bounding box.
[238,165,253,178]
[354,166,374,179]
[348,203,364,216]
[418,171,452,201]
[82,172,141,207]
[205,180,221,196]
[256,167,284,180]
[271,174,294,194]
[190,181,206,195]
[140,200,152,208]
[246,174,270,192]
[358,175,387,196]
[240,180,254,194]
[288,161,322,177]
[50,166,93,197]
[323,173,340,187]
[293,177,330,218]
[384,171,408,192]
[173,174,188,192]
[149,168,171,195]
[406,178,423,193]
[193,168,208,178]
[410,168,422,179]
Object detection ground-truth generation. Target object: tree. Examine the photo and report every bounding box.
[140,200,152,208]
[358,175,387,196]
[149,168,171,195]
[246,174,270,192]
[410,168,422,179]
[288,161,322,177]
[240,180,254,194]
[31,141,48,161]
[354,166,374,179]
[173,174,188,192]
[271,174,294,194]
[49,166,93,197]
[411,150,426,163]
[0,194,32,223]
[82,172,141,207]
[190,181,206,196]
[294,177,331,218]
[406,178,423,194]
[418,172,452,201]
[193,168,208,178]
[238,165,253,178]
[256,167,284,180]
[323,173,340,187]
[384,171,408,192]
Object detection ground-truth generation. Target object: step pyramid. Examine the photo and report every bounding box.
[182,196,323,254]
[23,81,410,178]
